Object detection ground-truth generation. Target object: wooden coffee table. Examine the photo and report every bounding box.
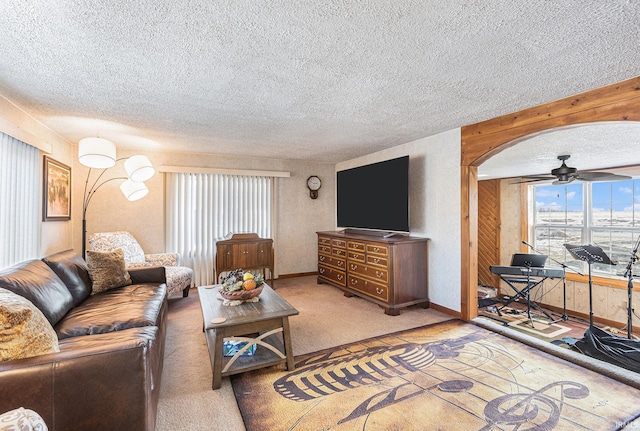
[198,283,299,389]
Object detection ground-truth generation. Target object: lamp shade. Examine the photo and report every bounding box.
[120,179,148,201]
[124,155,155,182]
[79,138,116,168]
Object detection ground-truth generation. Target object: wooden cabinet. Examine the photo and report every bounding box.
[317,231,429,315]
[215,233,274,284]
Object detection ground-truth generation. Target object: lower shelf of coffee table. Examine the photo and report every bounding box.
[220,333,287,377]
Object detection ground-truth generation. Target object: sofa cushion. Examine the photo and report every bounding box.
[0,260,74,326]
[0,287,60,362]
[128,266,166,285]
[86,249,132,294]
[54,283,167,339]
[42,249,92,306]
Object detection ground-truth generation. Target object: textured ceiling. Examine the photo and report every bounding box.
[0,1,639,163]
[478,122,640,180]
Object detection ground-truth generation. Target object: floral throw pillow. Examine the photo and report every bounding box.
[86,249,132,295]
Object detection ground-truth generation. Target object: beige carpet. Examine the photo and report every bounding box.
[156,275,453,431]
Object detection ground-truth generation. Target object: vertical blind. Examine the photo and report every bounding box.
[165,173,274,286]
[0,132,40,268]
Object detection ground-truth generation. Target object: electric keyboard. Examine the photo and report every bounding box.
[489,265,564,279]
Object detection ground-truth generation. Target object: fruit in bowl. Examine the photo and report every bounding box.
[219,269,264,300]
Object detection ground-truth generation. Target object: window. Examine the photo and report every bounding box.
[531,179,640,277]
[0,132,40,268]
[165,172,274,286]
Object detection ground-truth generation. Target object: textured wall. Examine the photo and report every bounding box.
[73,149,335,276]
[336,129,462,312]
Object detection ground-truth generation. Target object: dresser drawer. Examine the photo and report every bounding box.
[347,275,388,301]
[318,265,346,286]
[348,262,388,283]
[347,241,366,252]
[347,250,365,262]
[332,239,347,249]
[318,244,332,255]
[366,244,388,256]
[366,255,388,268]
[318,254,346,271]
[318,236,331,245]
[332,248,347,258]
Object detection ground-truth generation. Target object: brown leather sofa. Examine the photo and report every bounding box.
[0,249,168,431]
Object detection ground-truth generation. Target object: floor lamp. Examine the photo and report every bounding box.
[79,137,155,258]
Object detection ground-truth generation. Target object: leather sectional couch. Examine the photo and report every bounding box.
[0,249,168,431]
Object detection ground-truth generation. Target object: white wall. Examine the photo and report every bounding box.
[74,149,335,276]
[336,129,462,312]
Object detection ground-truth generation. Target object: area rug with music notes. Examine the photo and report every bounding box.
[231,320,640,431]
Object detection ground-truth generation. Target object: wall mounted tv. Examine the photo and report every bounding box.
[337,155,410,234]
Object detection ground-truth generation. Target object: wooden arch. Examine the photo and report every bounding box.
[459,76,640,321]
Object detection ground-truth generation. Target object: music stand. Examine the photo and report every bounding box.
[564,244,616,328]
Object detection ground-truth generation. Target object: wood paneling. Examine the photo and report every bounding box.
[478,179,501,289]
[460,75,640,321]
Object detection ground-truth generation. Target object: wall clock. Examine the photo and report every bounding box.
[307,175,321,199]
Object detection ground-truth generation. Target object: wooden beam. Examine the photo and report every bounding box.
[460,165,478,320]
[461,76,640,166]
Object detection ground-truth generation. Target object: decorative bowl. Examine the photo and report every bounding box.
[219,284,264,301]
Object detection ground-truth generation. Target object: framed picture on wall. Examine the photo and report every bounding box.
[43,156,71,221]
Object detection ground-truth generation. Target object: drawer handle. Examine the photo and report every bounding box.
[320,256,325,261]
[373,247,380,252]
[373,258,381,264]
[376,288,384,295]
[319,268,325,274]
[376,271,383,278]
[350,264,357,270]
[351,279,358,285]
[338,261,344,267]
[337,274,344,281]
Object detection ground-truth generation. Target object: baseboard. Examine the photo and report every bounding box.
[429,302,462,319]
[277,271,318,279]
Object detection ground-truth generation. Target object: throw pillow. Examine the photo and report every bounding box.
[0,407,48,430]
[86,249,132,295]
[0,287,60,362]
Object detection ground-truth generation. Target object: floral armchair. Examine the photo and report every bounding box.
[88,231,193,297]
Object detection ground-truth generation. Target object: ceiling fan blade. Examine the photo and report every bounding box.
[574,171,632,182]
[511,176,554,184]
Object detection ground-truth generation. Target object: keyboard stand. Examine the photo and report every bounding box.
[498,267,554,327]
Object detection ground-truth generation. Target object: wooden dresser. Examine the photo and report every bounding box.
[215,233,274,284]
[316,231,429,315]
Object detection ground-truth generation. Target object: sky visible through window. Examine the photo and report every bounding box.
[536,179,640,214]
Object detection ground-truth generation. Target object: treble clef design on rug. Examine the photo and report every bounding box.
[480,381,590,430]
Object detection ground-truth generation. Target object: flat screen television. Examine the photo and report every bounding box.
[337,155,410,233]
